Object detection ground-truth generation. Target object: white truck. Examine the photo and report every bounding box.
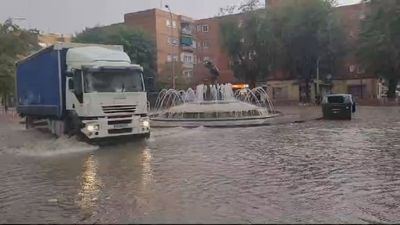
[16,43,150,140]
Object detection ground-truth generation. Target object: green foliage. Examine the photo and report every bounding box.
[0,21,39,104]
[73,24,157,91]
[357,0,400,98]
[220,11,281,88]
[220,0,346,101]
[274,0,346,101]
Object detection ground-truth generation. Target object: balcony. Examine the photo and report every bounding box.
[181,36,195,52]
[181,21,194,36]
[182,62,194,69]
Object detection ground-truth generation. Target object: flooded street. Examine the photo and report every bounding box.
[1,106,400,223]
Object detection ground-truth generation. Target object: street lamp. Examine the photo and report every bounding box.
[316,56,320,98]
[165,4,176,89]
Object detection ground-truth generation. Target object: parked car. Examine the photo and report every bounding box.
[322,94,356,120]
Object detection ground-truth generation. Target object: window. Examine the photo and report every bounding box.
[357,65,366,74]
[203,41,209,49]
[84,70,144,93]
[183,70,193,78]
[168,36,178,46]
[202,25,209,32]
[238,19,244,28]
[183,55,193,63]
[194,55,197,64]
[197,25,201,32]
[327,96,345,104]
[167,19,177,28]
[349,65,356,73]
[167,54,178,62]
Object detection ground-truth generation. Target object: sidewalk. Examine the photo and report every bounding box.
[0,108,20,123]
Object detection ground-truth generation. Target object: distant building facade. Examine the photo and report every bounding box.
[125,9,197,88]
[123,1,381,102]
[38,32,72,48]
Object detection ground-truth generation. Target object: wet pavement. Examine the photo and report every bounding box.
[0,106,400,223]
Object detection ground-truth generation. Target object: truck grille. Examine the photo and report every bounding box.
[108,128,133,134]
[102,105,136,114]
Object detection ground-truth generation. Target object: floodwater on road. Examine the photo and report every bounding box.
[0,106,400,224]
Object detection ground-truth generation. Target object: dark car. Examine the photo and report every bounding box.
[322,94,356,120]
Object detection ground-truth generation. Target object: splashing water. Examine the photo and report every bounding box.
[151,84,278,125]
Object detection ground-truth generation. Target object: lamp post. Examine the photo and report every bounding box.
[165,4,176,89]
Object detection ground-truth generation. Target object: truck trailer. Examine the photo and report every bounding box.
[16,43,150,139]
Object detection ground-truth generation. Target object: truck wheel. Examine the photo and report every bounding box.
[25,116,34,129]
[47,119,65,138]
[346,112,352,120]
[65,112,82,137]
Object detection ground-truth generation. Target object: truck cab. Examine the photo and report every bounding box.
[65,46,150,139]
[17,43,150,140]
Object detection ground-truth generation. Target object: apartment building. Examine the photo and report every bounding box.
[125,9,197,88]
[123,1,380,101]
[194,16,237,84]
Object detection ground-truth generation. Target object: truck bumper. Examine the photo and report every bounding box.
[81,116,150,139]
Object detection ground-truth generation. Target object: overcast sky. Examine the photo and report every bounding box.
[0,0,360,35]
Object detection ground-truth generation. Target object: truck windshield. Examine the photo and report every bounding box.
[84,70,144,93]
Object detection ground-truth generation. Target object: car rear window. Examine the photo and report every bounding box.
[327,96,345,104]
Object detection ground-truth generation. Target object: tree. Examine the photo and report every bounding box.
[0,20,39,109]
[74,24,157,91]
[219,0,345,98]
[357,0,400,99]
[273,0,346,102]
[219,0,281,88]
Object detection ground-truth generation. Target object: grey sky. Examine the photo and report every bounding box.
[1,0,360,35]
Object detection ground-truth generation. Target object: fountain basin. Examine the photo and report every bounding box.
[150,83,279,128]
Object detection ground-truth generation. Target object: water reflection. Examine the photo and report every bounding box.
[1,107,400,223]
[77,154,101,218]
[141,147,153,188]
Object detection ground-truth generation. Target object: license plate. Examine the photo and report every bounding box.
[114,124,129,129]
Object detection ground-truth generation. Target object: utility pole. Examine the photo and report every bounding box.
[165,5,176,89]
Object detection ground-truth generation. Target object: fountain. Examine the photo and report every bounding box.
[150,83,279,128]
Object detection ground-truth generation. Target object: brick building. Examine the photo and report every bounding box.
[194,15,237,84]
[123,1,380,101]
[125,9,197,88]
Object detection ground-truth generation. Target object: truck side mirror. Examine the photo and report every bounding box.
[68,79,74,90]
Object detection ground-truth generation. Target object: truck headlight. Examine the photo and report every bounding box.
[87,124,99,132]
[142,120,150,128]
